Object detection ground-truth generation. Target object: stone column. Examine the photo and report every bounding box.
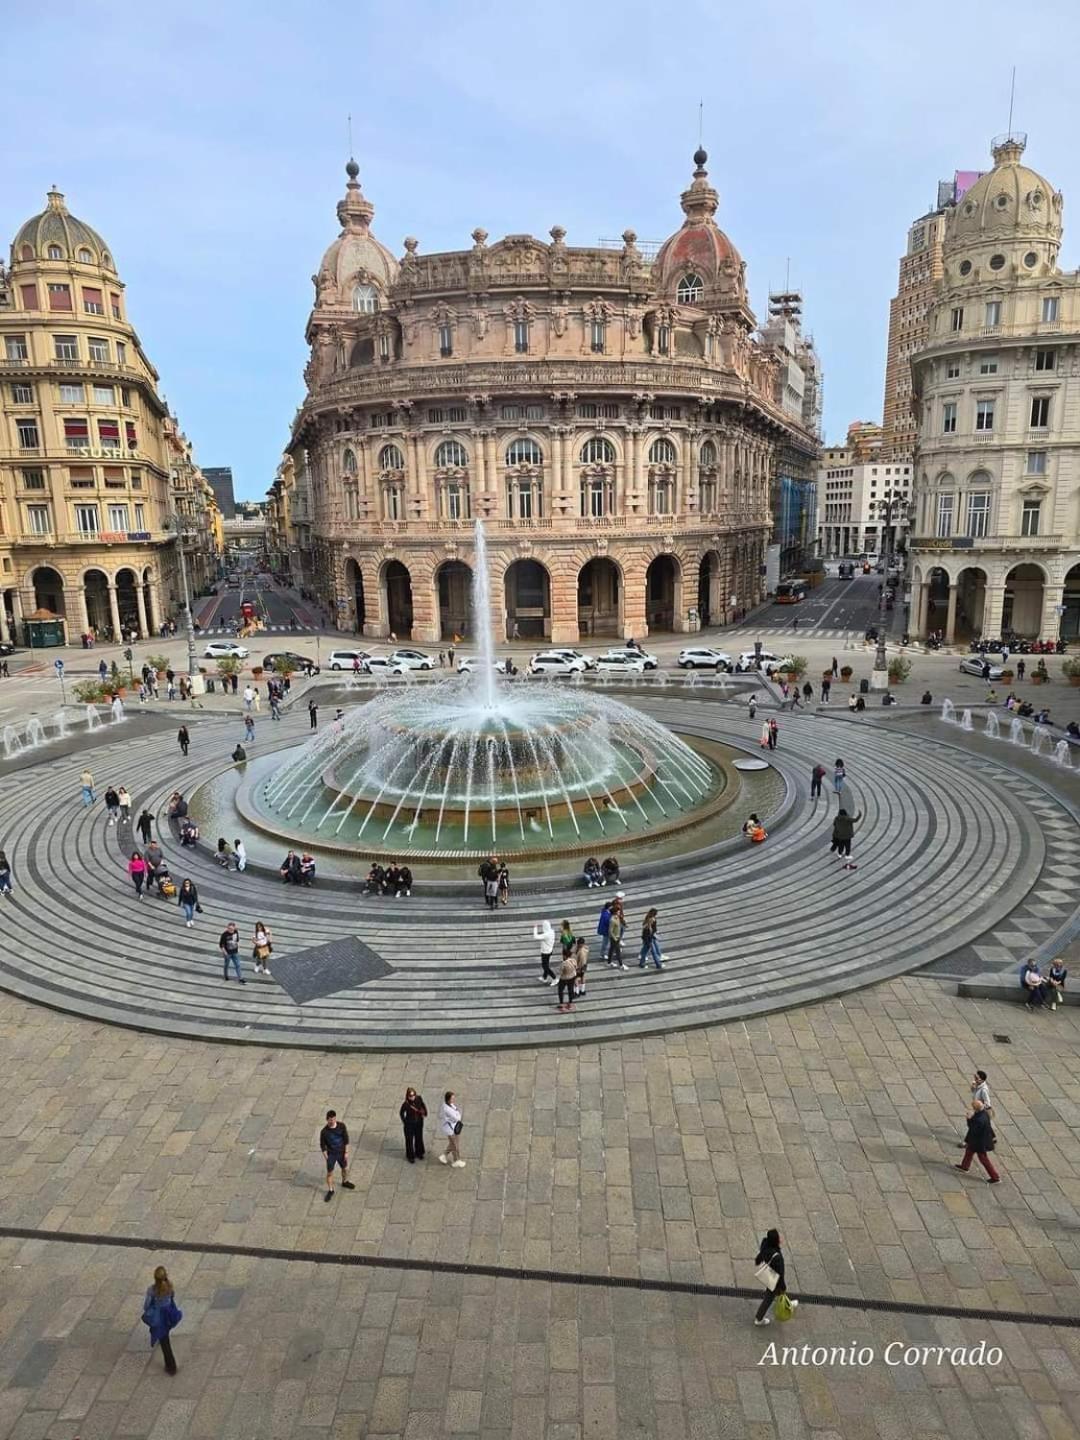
[945,583,958,644]
[473,428,486,501]
[981,583,1005,641]
[679,430,693,516]
[147,582,162,635]
[73,585,90,637]
[107,583,122,642]
[135,582,149,639]
[633,430,645,514]
[1041,581,1065,641]
[484,433,499,517]
[622,554,647,641]
[0,600,9,645]
[412,555,440,644]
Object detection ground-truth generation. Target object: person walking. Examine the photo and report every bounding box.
[0,850,12,899]
[137,809,154,845]
[954,1099,1000,1183]
[308,699,318,730]
[829,808,862,870]
[117,785,132,825]
[831,656,839,678]
[767,718,778,750]
[243,684,255,712]
[320,1109,355,1199]
[596,897,613,963]
[533,919,556,984]
[484,868,499,911]
[400,1088,427,1162]
[269,691,282,721]
[128,851,147,899]
[748,693,757,721]
[141,1266,182,1374]
[497,861,511,907]
[438,1091,465,1167]
[219,921,245,982]
[810,763,826,801]
[244,714,255,744]
[832,758,846,795]
[104,785,121,825]
[234,838,247,873]
[252,920,272,975]
[759,719,770,749]
[177,877,199,927]
[1017,658,1026,681]
[958,1070,992,1148]
[80,768,96,808]
[753,1229,797,1326]
[607,898,627,970]
[639,907,663,969]
[821,677,831,704]
[574,935,589,997]
[177,725,190,757]
[557,945,577,1012]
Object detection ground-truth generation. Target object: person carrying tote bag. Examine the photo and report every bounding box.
[753,1229,799,1326]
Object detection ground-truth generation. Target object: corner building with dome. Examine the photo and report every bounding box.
[288,152,820,644]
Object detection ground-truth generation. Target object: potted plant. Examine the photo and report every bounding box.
[251,665,264,679]
[73,679,108,704]
[216,656,242,682]
[839,664,854,682]
[1000,667,1014,684]
[887,657,911,686]
[1063,658,1080,687]
[274,659,297,687]
[146,652,169,677]
[780,654,807,681]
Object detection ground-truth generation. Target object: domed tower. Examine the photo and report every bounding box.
[652,149,752,334]
[942,133,1063,287]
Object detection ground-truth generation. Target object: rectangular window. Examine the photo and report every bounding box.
[99,420,121,450]
[134,503,145,529]
[20,468,45,490]
[74,504,100,534]
[577,403,598,419]
[599,403,620,419]
[378,332,390,363]
[984,300,1001,326]
[590,319,605,353]
[1026,449,1047,475]
[68,467,94,489]
[107,504,129,531]
[447,407,466,423]
[64,417,90,449]
[975,399,995,431]
[120,386,131,407]
[87,337,109,363]
[16,419,40,449]
[1035,348,1056,372]
[1030,395,1051,428]
[93,384,115,404]
[427,408,445,424]
[59,383,85,404]
[524,404,544,421]
[54,335,78,361]
[130,473,142,490]
[47,282,72,311]
[11,382,33,403]
[979,354,998,375]
[950,306,964,332]
[82,287,104,314]
[513,319,529,353]
[966,492,990,538]
[19,283,37,310]
[384,486,402,521]
[125,421,137,448]
[657,324,670,354]
[942,402,957,434]
[944,359,961,378]
[1042,296,1060,323]
[438,323,452,358]
[1021,499,1041,536]
[5,335,28,360]
[25,504,52,535]
[500,405,520,420]
[115,340,127,364]
[936,493,954,538]
[110,293,121,320]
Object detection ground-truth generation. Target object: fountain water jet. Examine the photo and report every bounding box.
[1031,727,1053,757]
[984,711,1001,739]
[960,708,973,731]
[940,699,955,723]
[85,704,102,731]
[1053,740,1073,768]
[2,725,24,760]
[1009,717,1028,746]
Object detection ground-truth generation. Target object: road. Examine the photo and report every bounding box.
[194,576,322,637]
[743,572,898,639]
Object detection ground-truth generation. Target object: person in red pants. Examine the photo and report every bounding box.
[955,1100,1000,1183]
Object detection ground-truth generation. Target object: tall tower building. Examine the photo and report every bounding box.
[203,465,236,518]
[881,171,983,461]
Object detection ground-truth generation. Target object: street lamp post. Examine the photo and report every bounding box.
[869,493,896,690]
[165,515,205,696]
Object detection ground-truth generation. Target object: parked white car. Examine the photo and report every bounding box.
[362,656,407,677]
[388,649,435,671]
[677,647,733,670]
[457,657,512,674]
[327,649,371,671]
[545,647,597,670]
[528,651,588,676]
[735,650,791,673]
[598,646,658,670]
[203,640,249,659]
[595,653,646,675]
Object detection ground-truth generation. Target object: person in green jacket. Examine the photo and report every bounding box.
[829,808,862,871]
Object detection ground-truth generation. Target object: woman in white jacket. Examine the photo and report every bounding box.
[532,919,556,984]
[439,1091,465,1168]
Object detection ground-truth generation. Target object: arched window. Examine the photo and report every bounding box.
[699,440,717,466]
[649,438,677,465]
[580,437,615,465]
[47,245,63,260]
[78,247,93,263]
[342,448,357,474]
[507,437,543,467]
[677,274,704,304]
[353,284,378,313]
[378,443,405,471]
[435,439,468,469]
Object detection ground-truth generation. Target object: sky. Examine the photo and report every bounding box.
[7,1,1080,500]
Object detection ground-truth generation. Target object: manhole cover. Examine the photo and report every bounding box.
[992,1034,1012,1044]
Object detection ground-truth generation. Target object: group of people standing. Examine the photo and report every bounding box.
[533,894,665,1013]
[478,855,511,909]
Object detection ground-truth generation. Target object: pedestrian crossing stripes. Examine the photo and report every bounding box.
[197,623,318,636]
[719,627,865,641]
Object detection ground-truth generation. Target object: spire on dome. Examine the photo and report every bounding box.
[46,187,67,213]
[337,157,375,234]
[680,147,719,224]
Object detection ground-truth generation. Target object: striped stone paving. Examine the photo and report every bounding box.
[0,696,1076,1050]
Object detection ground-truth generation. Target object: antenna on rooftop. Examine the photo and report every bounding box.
[347,113,354,155]
[698,101,703,147]
[1007,67,1016,135]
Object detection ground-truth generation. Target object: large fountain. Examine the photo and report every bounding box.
[240,522,736,861]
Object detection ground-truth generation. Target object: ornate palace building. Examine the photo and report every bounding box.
[910,135,1080,643]
[286,152,820,643]
[0,189,218,645]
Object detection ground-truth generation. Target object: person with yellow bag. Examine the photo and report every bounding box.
[753,1228,799,1326]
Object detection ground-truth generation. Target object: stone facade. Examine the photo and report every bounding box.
[911,135,1080,642]
[817,421,912,558]
[287,153,819,644]
[0,189,216,642]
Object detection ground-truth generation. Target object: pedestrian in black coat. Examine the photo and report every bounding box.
[400,1088,428,1162]
[753,1228,798,1325]
[955,1101,1000,1183]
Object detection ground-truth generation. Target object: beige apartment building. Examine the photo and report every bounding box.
[910,135,1080,643]
[0,188,214,644]
[286,152,820,644]
[817,421,912,558]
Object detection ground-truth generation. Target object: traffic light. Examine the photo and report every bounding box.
[123,647,133,662]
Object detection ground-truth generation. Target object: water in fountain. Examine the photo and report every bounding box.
[85,705,102,730]
[960,708,973,731]
[25,717,46,747]
[1031,727,1053,757]
[1010,717,1028,746]
[51,709,70,740]
[940,699,955,723]
[110,696,125,724]
[984,710,1001,739]
[1053,740,1073,768]
[2,725,24,760]
[257,520,719,855]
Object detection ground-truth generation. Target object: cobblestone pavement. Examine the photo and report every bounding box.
[3,977,1080,1438]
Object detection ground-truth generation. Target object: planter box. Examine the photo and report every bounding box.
[839,670,854,682]
[1068,674,1080,687]
[1031,675,1045,685]
[1000,670,1014,683]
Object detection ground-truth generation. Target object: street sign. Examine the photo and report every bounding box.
[54,659,64,675]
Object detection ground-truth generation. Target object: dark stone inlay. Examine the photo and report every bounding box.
[211,1286,245,1310]
[9,1338,60,1389]
[272,934,393,1005]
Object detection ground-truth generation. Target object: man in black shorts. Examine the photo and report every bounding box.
[319,1110,355,1202]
